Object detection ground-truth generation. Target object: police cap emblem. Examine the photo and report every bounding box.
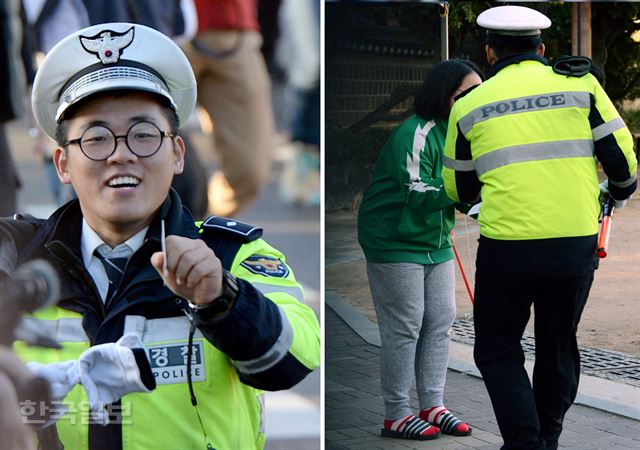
[80,27,134,64]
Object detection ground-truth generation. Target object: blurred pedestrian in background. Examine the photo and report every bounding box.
[358,59,483,441]
[0,0,34,216]
[275,0,320,207]
[23,0,89,206]
[184,0,276,217]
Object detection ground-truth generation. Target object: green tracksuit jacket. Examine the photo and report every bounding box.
[357,115,455,264]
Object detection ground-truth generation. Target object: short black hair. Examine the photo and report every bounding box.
[486,33,542,60]
[55,90,179,145]
[413,59,484,120]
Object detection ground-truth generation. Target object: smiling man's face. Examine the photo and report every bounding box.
[54,91,185,245]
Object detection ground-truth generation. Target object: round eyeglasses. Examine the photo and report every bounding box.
[62,121,175,161]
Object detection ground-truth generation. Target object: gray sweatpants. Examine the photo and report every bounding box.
[367,260,456,420]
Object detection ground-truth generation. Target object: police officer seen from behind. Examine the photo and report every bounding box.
[4,22,320,450]
[442,6,637,450]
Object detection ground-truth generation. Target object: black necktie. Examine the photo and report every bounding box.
[94,250,128,303]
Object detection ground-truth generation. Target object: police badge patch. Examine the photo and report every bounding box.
[146,341,206,385]
[240,255,289,278]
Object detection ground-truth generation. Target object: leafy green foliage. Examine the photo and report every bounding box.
[447,1,640,103]
[590,3,640,102]
[621,108,640,135]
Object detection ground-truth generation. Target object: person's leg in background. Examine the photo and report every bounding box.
[366,261,440,440]
[186,30,274,217]
[532,273,593,450]
[279,82,320,206]
[473,272,546,450]
[275,0,320,207]
[0,125,19,216]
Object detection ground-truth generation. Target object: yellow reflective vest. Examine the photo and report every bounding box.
[443,59,637,241]
[10,197,320,450]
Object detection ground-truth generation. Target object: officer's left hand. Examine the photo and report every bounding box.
[151,236,224,306]
[599,179,630,209]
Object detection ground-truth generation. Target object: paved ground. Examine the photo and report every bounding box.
[326,305,640,450]
[325,209,640,449]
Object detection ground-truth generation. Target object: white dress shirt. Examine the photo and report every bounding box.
[81,219,148,302]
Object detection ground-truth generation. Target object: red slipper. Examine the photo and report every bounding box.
[381,415,440,440]
[419,406,472,436]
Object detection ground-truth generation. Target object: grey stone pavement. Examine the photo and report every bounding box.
[325,210,640,450]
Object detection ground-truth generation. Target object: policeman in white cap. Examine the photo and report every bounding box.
[6,22,320,450]
[477,5,551,76]
[442,6,636,450]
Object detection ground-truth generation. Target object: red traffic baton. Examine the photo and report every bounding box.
[451,230,474,304]
[597,197,614,259]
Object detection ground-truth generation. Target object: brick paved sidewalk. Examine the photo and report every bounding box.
[325,305,640,450]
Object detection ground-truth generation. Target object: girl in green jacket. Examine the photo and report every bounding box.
[358,59,483,441]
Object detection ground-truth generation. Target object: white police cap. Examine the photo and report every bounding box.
[32,22,197,139]
[477,5,551,36]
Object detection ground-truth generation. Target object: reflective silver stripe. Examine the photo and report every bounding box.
[592,117,626,141]
[252,282,304,302]
[610,173,637,189]
[459,91,591,135]
[17,317,88,343]
[123,315,203,342]
[258,394,266,433]
[231,307,293,374]
[444,156,475,172]
[474,140,595,176]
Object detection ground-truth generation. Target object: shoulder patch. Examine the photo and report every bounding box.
[552,55,603,81]
[200,216,263,242]
[12,213,46,225]
[240,255,289,278]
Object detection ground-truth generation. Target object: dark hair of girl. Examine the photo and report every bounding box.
[413,59,484,120]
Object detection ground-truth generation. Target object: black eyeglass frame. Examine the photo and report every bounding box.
[62,121,175,161]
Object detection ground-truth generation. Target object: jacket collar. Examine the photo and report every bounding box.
[488,53,549,78]
[19,187,197,266]
[144,188,199,244]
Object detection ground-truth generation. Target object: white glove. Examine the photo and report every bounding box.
[26,360,80,426]
[78,334,153,425]
[27,360,80,402]
[613,198,628,209]
[116,333,144,349]
[467,202,481,220]
[599,179,629,209]
[599,179,609,194]
[26,335,152,426]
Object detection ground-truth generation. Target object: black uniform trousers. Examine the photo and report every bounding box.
[473,271,593,450]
